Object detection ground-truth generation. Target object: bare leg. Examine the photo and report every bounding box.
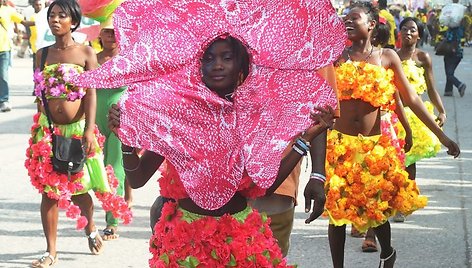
[124,179,133,208]
[362,228,378,252]
[365,228,376,242]
[71,193,103,254]
[406,163,416,181]
[328,224,346,268]
[71,193,95,234]
[41,193,59,257]
[373,221,395,267]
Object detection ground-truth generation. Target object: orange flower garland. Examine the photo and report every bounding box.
[324,130,427,232]
[335,61,397,111]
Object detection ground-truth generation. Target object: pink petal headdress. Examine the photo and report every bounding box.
[73,0,347,210]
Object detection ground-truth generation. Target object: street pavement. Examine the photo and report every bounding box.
[0,45,471,268]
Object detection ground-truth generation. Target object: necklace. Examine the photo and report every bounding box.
[53,43,76,50]
[348,45,374,62]
[224,92,234,101]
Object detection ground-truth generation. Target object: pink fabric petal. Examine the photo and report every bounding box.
[72,0,346,88]
[74,0,346,210]
[116,63,337,209]
[236,68,338,188]
[226,0,346,69]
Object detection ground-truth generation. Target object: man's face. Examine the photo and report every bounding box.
[34,0,44,13]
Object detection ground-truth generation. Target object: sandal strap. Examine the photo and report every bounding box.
[38,252,55,265]
[379,248,396,268]
[103,228,114,236]
[87,230,98,239]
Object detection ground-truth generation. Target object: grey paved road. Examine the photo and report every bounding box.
[0,45,471,267]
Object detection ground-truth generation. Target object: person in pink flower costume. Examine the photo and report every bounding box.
[73,0,346,266]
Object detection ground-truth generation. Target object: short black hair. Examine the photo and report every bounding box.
[350,1,379,24]
[372,21,391,47]
[378,0,388,9]
[47,0,82,32]
[399,17,424,39]
[209,36,250,80]
[226,36,250,80]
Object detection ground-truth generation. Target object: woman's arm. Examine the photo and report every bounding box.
[302,64,338,223]
[82,46,99,155]
[121,146,165,189]
[419,51,447,126]
[386,49,460,157]
[108,104,165,188]
[266,106,335,195]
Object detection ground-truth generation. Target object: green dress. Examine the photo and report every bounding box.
[96,86,127,227]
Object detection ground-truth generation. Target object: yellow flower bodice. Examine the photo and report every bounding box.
[335,61,396,111]
[401,59,427,95]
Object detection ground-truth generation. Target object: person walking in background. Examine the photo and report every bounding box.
[94,15,133,241]
[0,0,27,112]
[26,0,131,266]
[394,17,447,221]
[440,0,467,97]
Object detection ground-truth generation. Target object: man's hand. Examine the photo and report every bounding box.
[304,179,326,224]
[108,104,121,135]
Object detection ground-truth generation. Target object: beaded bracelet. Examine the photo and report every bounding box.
[292,143,307,156]
[310,172,326,183]
[296,137,311,151]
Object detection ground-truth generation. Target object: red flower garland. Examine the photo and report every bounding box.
[149,202,293,268]
[25,113,132,229]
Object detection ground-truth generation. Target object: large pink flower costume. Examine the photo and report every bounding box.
[73,0,346,210]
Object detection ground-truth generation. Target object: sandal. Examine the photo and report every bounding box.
[362,239,378,252]
[102,227,120,241]
[379,248,396,268]
[31,252,57,267]
[87,230,104,255]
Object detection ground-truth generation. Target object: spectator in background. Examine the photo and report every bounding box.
[378,0,397,49]
[401,4,412,18]
[441,0,467,97]
[0,0,28,112]
[26,0,44,71]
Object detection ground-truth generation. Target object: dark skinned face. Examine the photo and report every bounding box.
[400,20,420,47]
[100,28,117,49]
[343,7,375,41]
[201,39,241,99]
[48,5,74,35]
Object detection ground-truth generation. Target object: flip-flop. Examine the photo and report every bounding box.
[102,228,120,241]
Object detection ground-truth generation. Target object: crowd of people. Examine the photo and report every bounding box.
[0,0,465,267]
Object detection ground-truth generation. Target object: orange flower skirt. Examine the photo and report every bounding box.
[324,130,427,232]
